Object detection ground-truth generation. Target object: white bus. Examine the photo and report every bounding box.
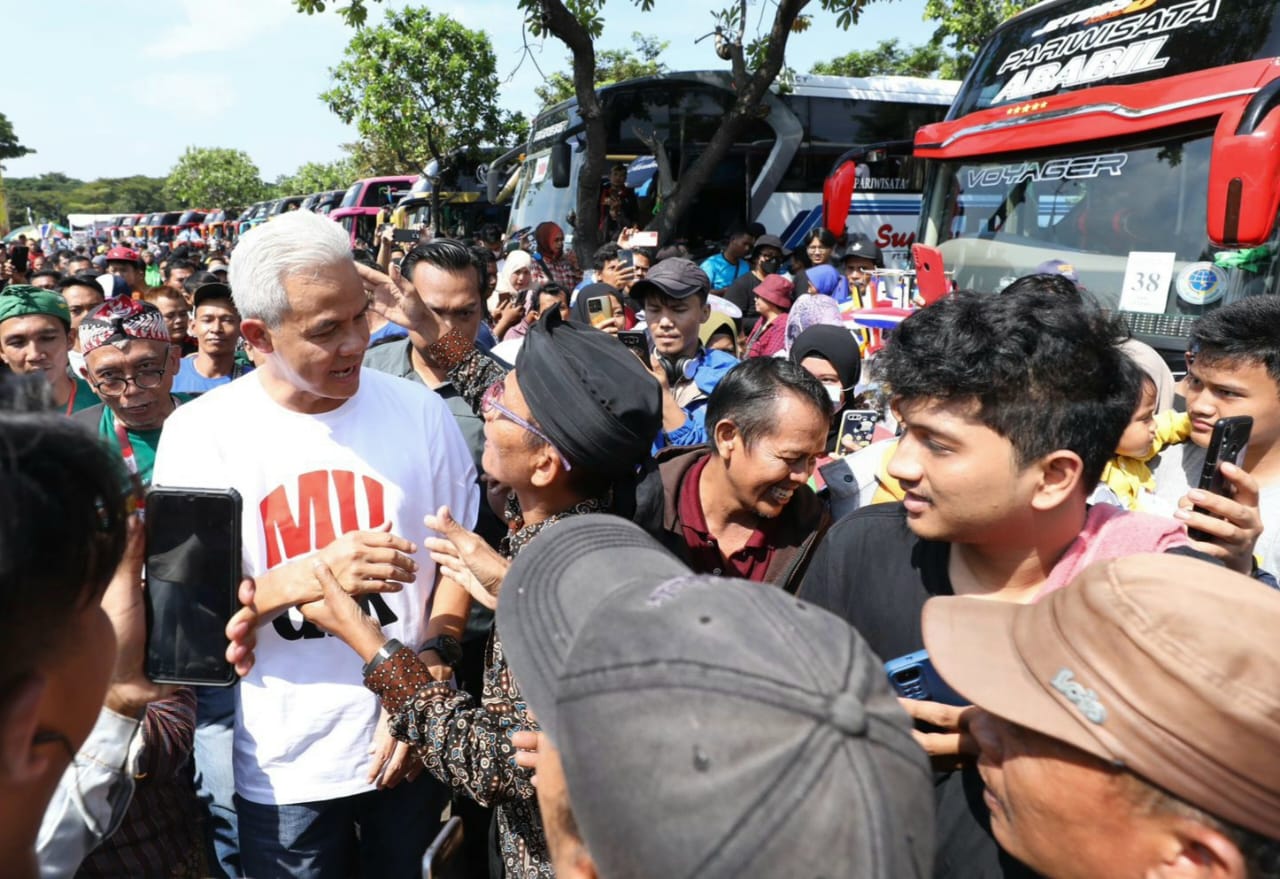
[498,70,958,263]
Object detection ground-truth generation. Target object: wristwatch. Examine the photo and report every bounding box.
[418,634,463,670]
[362,639,405,677]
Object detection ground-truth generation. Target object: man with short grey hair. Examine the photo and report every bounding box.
[153,210,479,876]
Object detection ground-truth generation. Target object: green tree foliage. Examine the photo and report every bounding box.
[924,0,1034,79]
[274,158,359,196]
[321,7,523,230]
[535,33,669,109]
[0,112,32,169]
[322,8,522,175]
[164,147,268,208]
[812,38,946,77]
[6,174,168,222]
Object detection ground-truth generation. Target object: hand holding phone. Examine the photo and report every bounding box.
[1187,416,1252,542]
[617,329,649,362]
[145,487,243,686]
[585,295,615,328]
[835,409,878,454]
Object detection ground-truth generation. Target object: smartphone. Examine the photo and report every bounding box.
[617,248,634,269]
[392,227,421,243]
[1187,415,1252,541]
[421,816,464,879]
[911,243,948,304]
[585,295,615,328]
[885,650,967,707]
[10,244,28,274]
[617,329,649,361]
[144,487,242,686]
[835,409,879,452]
[630,230,659,248]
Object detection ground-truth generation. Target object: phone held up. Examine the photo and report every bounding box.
[585,295,615,329]
[885,650,967,707]
[1187,415,1252,542]
[392,227,421,243]
[144,487,243,687]
[835,409,878,453]
[617,329,650,362]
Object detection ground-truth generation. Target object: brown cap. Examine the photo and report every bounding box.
[923,553,1280,839]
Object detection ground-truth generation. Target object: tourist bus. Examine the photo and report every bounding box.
[329,175,415,248]
[908,0,1280,358]
[496,70,958,262]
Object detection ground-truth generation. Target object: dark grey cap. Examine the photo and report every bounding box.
[499,515,935,879]
[840,236,885,268]
[629,257,710,301]
[751,234,786,257]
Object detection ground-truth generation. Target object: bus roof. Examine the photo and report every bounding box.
[533,69,959,119]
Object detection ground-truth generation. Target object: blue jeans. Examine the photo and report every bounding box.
[236,775,448,879]
[194,685,240,878]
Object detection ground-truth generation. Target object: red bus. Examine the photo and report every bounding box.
[908,0,1280,358]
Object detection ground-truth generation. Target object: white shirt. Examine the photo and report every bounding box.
[153,369,478,805]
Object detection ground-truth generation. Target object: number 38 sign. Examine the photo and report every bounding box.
[1118,252,1176,314]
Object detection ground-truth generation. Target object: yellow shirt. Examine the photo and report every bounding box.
[1099,411,1192,511]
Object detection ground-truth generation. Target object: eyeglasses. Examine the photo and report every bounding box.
[90,367,167,397]
[482,379,572,471]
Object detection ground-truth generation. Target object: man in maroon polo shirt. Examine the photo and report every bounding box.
[657,357,832,593]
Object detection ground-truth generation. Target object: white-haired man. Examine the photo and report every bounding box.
[153,211,479,876]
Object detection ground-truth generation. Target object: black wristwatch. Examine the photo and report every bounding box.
[418,634,463,670]
[362,639,405,677]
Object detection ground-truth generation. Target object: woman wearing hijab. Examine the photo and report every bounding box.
[699,310,739,355]
[789,324,862,453]
[570,282,634,334]
[797,263,851,303]
[298,275,664,878]
[784,291,844,352]
[533,221,582,289]
[492,250,537,340]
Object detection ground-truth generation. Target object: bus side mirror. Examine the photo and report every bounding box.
[1208,81,1280,247]
[550,142,571,188]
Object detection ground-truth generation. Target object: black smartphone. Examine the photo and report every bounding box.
[617,329,649,361]
[885,650,967,707]
[421,816,464,879]
[1187,415,1252,541]
[392,227,421,243]
[617,248,634,269]
[144,487,243,686]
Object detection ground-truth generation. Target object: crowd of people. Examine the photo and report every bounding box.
[1,204,1279,879]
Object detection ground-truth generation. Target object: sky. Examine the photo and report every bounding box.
[2,0,932,183]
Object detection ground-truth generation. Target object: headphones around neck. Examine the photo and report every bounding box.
[657,350,700,387]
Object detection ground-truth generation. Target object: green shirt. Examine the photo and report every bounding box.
[67,374,99,415]
[76,394,190,488]
[145,266,162,288]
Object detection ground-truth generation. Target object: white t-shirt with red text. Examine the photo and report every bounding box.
[153,368,478,805]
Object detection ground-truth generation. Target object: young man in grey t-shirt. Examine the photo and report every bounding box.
[1152,296,1279,574]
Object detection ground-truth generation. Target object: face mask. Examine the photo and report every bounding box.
[825,382,844,405]
[759,258,779,274]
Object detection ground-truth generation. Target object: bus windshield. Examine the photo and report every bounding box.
[955,0,1280,114]
[921,127,1280,340]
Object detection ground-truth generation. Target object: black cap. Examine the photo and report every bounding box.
[191,282,235,310]
[751,234,785,258]
[630,257,710,301]
[840,237,884,268]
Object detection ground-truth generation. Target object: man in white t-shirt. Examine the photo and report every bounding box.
[153,210,479,877]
